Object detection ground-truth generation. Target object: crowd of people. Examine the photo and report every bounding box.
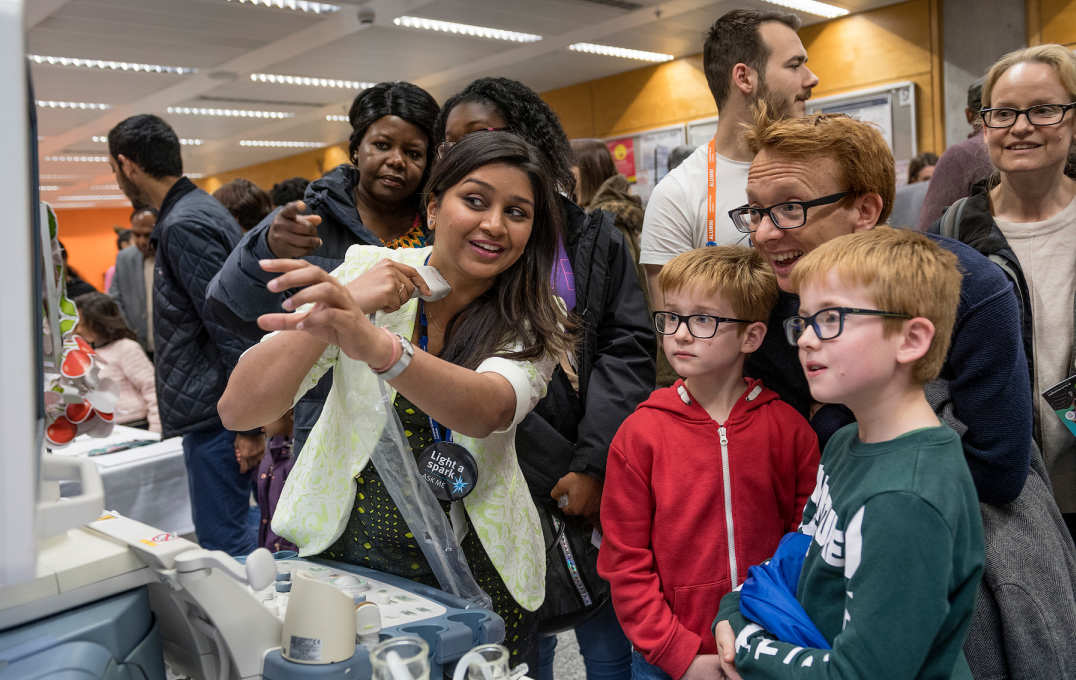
[55,7,1076,679]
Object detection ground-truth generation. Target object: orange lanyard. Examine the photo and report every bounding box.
[705,138,717,246]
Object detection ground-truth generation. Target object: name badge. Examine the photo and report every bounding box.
[418,441,478,501]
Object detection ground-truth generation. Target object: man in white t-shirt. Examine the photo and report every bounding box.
[641,8,819,300]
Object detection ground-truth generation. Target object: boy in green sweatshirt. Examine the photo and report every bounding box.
[713,227,985,679]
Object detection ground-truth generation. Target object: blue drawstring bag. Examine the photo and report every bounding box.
[739,532,831,649]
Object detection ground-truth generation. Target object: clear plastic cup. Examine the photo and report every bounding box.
[369,635,430,680]
[456,643,511,680]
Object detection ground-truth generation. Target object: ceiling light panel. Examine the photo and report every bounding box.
[760,0,849,18]
[393,16,541,43]
[39,186,60,192]
[91,135,202,145]
[167,106,294,119]
[58,195,129,201]
[224,0,340,14]
[250,73,375,90]
[239,140,324,148]
[44,155,109,163]
[37,100,110,110]
[568,43,674,62]
[326,114,349,122]
[29,54,197,75]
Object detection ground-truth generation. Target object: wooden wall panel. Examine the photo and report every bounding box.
[1036,0,1076,46]
[546,0,943,151]
[799,0,942,153]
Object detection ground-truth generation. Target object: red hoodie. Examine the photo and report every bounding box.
[598,378,819,679]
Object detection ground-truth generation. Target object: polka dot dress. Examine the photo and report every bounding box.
[320,392,537,662]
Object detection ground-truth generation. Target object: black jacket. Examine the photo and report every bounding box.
[205,164,404,452]
[515,199,656,497]
[151,178,247,437]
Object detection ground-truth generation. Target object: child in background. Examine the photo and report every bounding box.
[714,227,985,679]
[74,292,160,433]
[255,408,297,553]
[598,246,819,680]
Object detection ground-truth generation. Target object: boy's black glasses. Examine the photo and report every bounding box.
[980,103,1076,128]
[653,311,750,339]
[783,307,911,346]
[728,192,850,233]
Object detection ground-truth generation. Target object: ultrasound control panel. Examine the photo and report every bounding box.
[252,559,448,626]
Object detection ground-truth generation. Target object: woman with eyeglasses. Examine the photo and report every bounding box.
[206,81,439,456]
[931,45,1076,541]
[436,78,655,680]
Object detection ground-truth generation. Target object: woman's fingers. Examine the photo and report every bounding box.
[263,260,331,293]
[281,280,353,313]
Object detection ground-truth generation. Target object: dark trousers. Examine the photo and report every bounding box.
[182,425,255,556]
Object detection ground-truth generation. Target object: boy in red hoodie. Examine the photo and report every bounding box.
[598,246,820,680]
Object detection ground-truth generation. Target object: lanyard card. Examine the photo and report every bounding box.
[1042,373,1076,438]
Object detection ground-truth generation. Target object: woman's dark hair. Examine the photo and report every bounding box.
[570,138,617,207]
[424,131,572,370]
[907,151,939,183]
[116,229,132,250]
[213,178,272,232]
[347,81,440,198]
[75,292,137,346]
[435,78,576,198]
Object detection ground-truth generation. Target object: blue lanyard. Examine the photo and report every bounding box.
[417,298,451,443]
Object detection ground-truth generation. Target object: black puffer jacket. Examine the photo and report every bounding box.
[205,164,411,452]
[515,199,656,496]
[151,178,247,437]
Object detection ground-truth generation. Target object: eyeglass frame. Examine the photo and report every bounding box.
[782,306,911,346]
[436,127,510,159]
[728,191,851,234]
[979,102,1076,129]
[652,311,752,339]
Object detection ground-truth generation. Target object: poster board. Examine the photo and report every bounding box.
[604,123,686,202]
[806,81,918,184]
[686,116,717,147]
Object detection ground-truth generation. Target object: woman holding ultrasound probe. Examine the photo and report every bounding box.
[219,132,572,665]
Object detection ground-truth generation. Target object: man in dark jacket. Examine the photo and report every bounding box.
[107,114,262,556]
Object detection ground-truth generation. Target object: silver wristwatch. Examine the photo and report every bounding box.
[376,333,415,381]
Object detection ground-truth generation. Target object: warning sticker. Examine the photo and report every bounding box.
[288,635,322,662]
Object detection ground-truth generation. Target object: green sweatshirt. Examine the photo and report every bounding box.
[715,425,984,679]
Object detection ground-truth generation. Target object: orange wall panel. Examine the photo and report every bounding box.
[52,206,133,293]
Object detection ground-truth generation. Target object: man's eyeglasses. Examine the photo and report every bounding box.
[980,103,1076,128]
[783,306,911,345]
[653,311,750,339]
[436,127,509,158]
[728,192,850,234]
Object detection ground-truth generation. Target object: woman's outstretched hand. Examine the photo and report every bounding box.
[257,259,387,363]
